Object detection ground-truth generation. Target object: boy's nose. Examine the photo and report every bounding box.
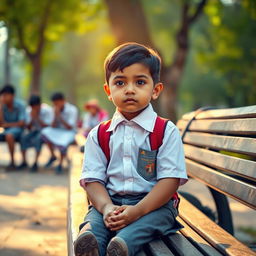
[125,83,135,94]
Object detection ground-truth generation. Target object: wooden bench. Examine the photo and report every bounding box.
[68,105,256,256]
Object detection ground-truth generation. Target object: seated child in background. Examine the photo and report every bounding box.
[0,84,25,170]
[18,95,53,172]
[41,92,78,174]
[74,42,188,256]
[82,99,109,137]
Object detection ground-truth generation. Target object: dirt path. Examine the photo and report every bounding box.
[0,145,69,256]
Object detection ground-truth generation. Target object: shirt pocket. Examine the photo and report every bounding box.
[137,148,157,181]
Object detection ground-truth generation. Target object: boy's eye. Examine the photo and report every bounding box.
[136,80,146,85]
[115,80,125,86]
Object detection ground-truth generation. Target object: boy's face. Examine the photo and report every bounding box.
[1,93,14,105]
[53,99,65,110]
[31,104,41,113]
[104,63,163,120]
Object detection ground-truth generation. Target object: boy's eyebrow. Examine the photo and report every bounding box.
[135,75,149,79]
[112,74,149,80]
[113,75,126,80]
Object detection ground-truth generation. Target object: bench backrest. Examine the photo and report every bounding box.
[176,105,256,210]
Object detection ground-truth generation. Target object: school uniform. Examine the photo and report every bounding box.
[0,99,26,141]
[80,104,188,256]
[41,102,78,153]
[20,103,53,153]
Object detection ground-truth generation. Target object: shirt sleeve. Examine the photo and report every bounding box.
[25,107,31,125]
[156,121,188,186]
[82,113,90,130]
[18,103,26,121]
[66,105,78,128]
[80,126,108,183]
[42,106,54,126]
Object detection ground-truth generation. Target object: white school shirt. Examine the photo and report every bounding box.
[81,104,188,196]
[25,103,53,130]
[56,102,78,130]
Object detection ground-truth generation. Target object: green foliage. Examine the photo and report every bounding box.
[195,0,256,106]
[0,0,255,117]
[0,0,91,53]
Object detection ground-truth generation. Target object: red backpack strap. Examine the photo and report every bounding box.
[149,116,169,151]
[149,116,180,208]
[97,120,112,163]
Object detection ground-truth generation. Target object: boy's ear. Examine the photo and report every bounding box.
[103,84,112,101]
[152,82,163,100]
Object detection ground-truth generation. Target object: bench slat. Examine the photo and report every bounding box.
[164,233,205,256]
[145,239,175,256]
[178,118,256,135]
[68,153,87,256]
[182,132,256,157]
[184,144,256,181]
[177,217,223,256]
[182,105,256,120]
[186,159,256,209]
[179,196,256,256]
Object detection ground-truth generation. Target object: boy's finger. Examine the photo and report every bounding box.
[110,213,124,222]
[109,219,125,228]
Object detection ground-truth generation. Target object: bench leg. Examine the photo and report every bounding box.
[208,187,234,235]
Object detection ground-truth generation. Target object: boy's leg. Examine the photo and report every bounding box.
[110,200,183,256]
[75,206,112,256]
[31,132,43,172]
[18,132,33,168]
[44,140,57,168]
[5,133,15,165]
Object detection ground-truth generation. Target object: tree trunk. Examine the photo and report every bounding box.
[105,0,152,45]
[30,54,42,95]
[4,26,11,84]
[160,24,189,122]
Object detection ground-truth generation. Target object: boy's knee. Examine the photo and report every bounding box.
[5,133,14,141]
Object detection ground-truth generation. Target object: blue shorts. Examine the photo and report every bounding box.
[20,130,43,153]
[79,194,183,256]
[0,127,23,141]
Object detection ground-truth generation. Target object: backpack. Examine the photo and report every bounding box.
[97,116,180,208]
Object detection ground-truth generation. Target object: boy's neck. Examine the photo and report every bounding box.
[118,105,149,121]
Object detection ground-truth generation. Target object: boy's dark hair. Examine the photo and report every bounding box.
[0,84,15,95]
[51,92,65,101]
[29,95,41,106]
[104,42,161,84]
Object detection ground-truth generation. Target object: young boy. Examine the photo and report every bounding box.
[75,43,188,256]
[41,92,78,174]
[0,85,25,169]
[18,95,53,172]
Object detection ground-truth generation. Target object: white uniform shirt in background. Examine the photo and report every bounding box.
[26,103,53,130]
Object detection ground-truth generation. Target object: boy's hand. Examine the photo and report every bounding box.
[102,203,121,228]
[108,205,142,231]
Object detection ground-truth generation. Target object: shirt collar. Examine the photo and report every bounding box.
[107,104,157,132]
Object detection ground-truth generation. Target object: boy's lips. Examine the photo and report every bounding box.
[124,98,137,103]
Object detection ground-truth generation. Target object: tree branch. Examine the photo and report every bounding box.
[36,0,52,55]
[189,0,207,25]
[14,20,33,59]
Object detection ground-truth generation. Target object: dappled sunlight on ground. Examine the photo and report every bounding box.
[0,144,70,256]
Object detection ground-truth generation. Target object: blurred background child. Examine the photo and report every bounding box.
[82,99,108,137]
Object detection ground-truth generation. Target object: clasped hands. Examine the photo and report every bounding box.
[103,203,142,231]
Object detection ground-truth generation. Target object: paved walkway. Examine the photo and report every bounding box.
[0,144,69,256]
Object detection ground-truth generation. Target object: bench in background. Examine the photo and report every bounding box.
[68,105,256,255]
